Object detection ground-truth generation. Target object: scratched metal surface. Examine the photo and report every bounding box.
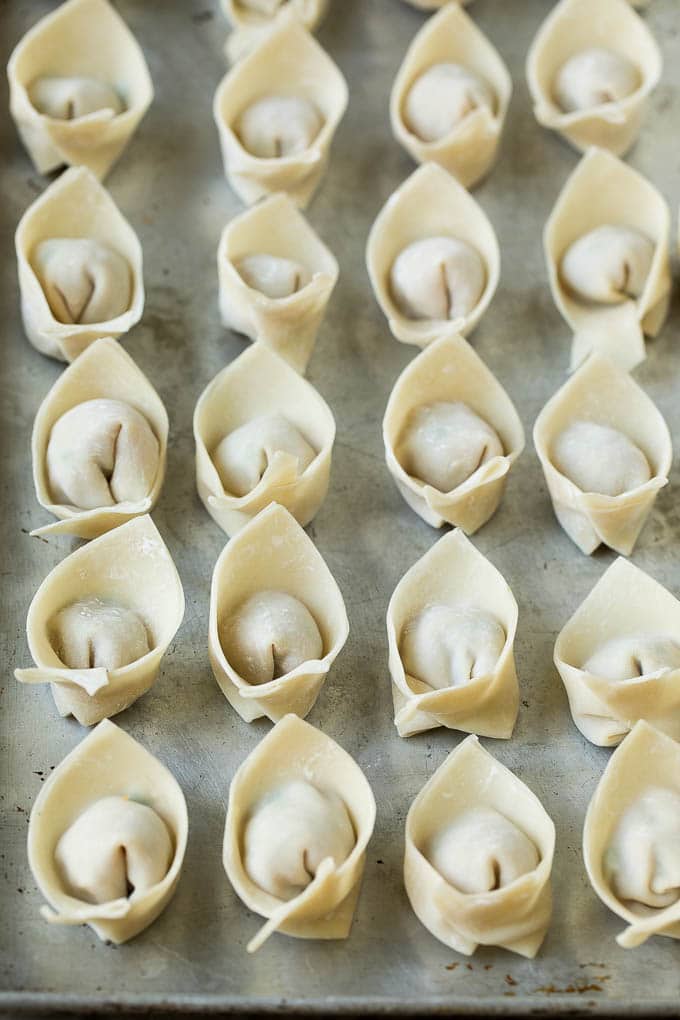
[1,0,680,1015]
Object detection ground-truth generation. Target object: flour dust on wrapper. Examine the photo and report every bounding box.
[526,0,661,157]
[28,720,187,944]
[8,0,153,179]
[194,343,334,538]
[555,558,680,748]
[387,528,519,739]
[544,148,671,373]
[223,714,375,952]
[30,338,167,540]
[209,504,348,723]
[15,516,184,727]
[404,735,555,957]
[366,163,500,348]
[383,334,524,531]
[213,17,348,208]
[218,193,338,373]
[15,167,144,362]
[584,721,680,949]
[221,0,329,63]
[533,354,671,556]
[390,3,511,189]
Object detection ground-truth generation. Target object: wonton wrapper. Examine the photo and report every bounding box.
[209,503,348,722]
[31,337,167,539]
[224,713,375,950]
[218,193,338,372]
[405,734,555,956]
[545,148,671,373]
[15,516,184,727]
[388,529,519,738]
[366,163,499,347]
[584,720,680,948]
[222,0,329,63]
[28,719,187,944]
[390,4,511,189]
[16,167,144,362]
[533,354,671,556]
[555,558,680,747]
[213,18,348,208]
[8,0,153,179]
[195,343,334,537]
[384,334,524,530]
[526,0,661,157]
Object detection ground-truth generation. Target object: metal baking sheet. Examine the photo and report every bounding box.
[2,0,680,1014]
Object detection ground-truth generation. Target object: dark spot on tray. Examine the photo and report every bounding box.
[505,974,517,986]
[503,991,515,997]
[483,964,493,970]
[445,962,459,971]
[376,859,384,865]
[534,983,604,995]
[192,10,213,22]
[466,963,473,970]
[17,888,24,894]
[522,699,530,708]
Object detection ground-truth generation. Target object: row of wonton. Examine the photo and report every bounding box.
[29,708,680,956]
[7,0,663,202]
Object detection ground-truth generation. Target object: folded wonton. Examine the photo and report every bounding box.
[555,558,680,747]
[526,0,661,157]
[584,720,680,948]
[213,18,348,208]
[390,4,511,189]
[195,343,334,537]
[405,734,555,957]
[387,528,519,738]
[218,193,338,372]
[533,354,671,556]
[15,516,184,726]
[223,713,375,950]
[544,148,671,372]
[209,503,348,722]
[384,333,523,530]
[222,0,329,63]
[8,0,153,179]
[31,337,167,539]
[366,163,499,347]
[28,719,187,943]
[16,167,144,361]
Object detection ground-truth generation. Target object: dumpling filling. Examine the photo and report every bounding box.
[32,238,132,325]
[55,796,172,904]
[46,398,160,509]
[220,590,323,684]
[396,401,503,493]
[236,253,310,299]
[243,779,355,900]
[237,0,286,13]
[553,47,640,113]
[403,62,495,143]
[389,237,486,321]
[235,95,323,158]
[28,76,124,120]
[426,806,539,894]
[552,421,651,496]
[213,412,316,497]
[584,636,680,681]
[400,604,506,690]
[560,225,655,305]
[49,597,150,671]
[605,788,680,910]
